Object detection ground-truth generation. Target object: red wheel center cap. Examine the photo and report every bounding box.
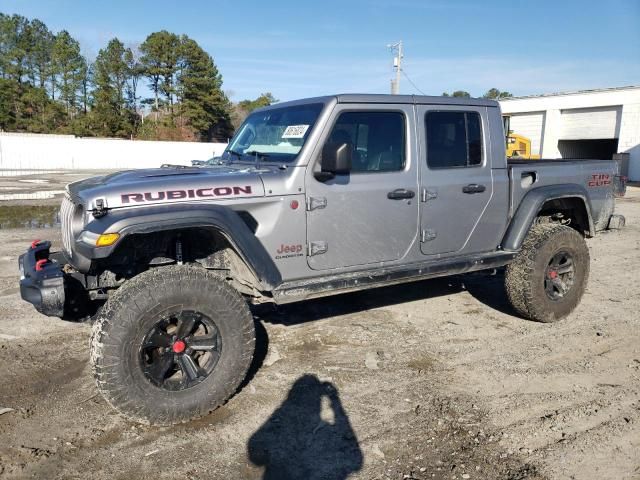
[548,270,558,279]
[172,340,186,354]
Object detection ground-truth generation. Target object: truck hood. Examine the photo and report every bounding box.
[67,165,267,210]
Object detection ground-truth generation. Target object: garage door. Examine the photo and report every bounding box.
[560,106,622,140]
[558,139,619,160]
[509,112,544,156]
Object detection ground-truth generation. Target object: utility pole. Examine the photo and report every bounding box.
[387,41,403,95]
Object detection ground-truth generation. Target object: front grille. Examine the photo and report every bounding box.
[60,195,76,255]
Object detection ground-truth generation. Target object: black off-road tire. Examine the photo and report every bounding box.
[505,223,590,323]
[90,265,255,425]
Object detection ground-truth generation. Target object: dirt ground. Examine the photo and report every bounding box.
[0,182,638,480]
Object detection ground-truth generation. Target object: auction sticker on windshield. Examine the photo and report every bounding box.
[282,125,309,138]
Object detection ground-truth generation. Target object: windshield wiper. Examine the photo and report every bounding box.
[245,150,270,159]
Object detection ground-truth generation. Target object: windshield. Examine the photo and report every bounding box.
[224,103,324,163]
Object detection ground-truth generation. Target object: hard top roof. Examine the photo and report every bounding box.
[336,93,498,107]
[257,93,498,110]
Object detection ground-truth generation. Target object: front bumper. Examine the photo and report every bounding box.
[19,241,66,317]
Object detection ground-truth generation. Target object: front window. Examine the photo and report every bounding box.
[225,103,324,163]
[327,111,406,172]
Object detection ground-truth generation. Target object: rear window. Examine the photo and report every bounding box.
[426,111,483,168]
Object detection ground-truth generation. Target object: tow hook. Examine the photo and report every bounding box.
[35,258,49,271]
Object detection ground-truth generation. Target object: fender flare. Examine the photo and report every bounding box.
[501,184,595,251]
[74,204,282,290]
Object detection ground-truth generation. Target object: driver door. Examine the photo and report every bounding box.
[305,104,419,271]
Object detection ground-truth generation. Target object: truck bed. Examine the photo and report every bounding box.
[507,158,615,165]
[507,159,619,231]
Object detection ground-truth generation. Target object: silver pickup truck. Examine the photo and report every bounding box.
[18,94,626,425]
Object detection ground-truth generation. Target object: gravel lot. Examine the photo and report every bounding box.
[0,180,638,480]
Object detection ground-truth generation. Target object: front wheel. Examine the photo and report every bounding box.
[90,265,255,425]
[505,224,590,322]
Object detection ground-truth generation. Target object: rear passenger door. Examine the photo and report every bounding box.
[305,104,419,270]
[417,106,494,256]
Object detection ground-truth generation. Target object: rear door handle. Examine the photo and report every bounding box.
[462,184,486,194]
[387,188,415,200]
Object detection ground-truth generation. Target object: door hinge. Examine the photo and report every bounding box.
[421,188,437,202]
[420,229,437,242]
[308,241,328,256]
[307,196,327,211]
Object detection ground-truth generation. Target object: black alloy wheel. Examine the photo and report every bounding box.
[140,310,222,391]
[544,251,575,301]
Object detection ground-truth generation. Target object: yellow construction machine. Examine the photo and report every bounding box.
[502,115,540,159]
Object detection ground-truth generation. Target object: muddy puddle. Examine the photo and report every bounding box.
[0,205,60,229]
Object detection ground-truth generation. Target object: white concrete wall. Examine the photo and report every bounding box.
[540,109,562,159]
[500,86,640,181]
[0,132,228,175]
[618,102,640,180]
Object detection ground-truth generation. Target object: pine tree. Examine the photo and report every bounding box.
[0,14,30,83]
[124,46,143,112]
[78,57,91,115]
[177,35,232,141]
[25,19,54,90]
[91,38,135,137]
[52,30,84,114]
[140,31,180,115]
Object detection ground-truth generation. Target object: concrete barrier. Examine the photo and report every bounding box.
[0,132,227,175]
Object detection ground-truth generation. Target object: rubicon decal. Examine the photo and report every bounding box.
[121,185,253,203]
[588,174,611,187]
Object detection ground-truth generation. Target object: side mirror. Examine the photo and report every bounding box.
[316,142,352,181]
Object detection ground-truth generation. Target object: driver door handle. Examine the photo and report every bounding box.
[462,184,486,194]
[387,188,415,200]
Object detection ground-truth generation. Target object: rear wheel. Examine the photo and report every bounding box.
[90,265,255,425]
[505,224,590,322]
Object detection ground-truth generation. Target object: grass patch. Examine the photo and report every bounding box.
[0,205,60,229]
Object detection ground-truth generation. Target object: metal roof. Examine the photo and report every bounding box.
[500,85,640,101]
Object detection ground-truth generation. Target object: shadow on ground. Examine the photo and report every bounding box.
[247,374,363,480]
[241,272,526,479]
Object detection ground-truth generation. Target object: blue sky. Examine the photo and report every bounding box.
[2,0,639,102]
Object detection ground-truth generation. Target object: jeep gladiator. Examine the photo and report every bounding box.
[18,94,626,424]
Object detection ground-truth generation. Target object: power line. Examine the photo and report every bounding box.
[400,68,427,96]
[386,41,428,96]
